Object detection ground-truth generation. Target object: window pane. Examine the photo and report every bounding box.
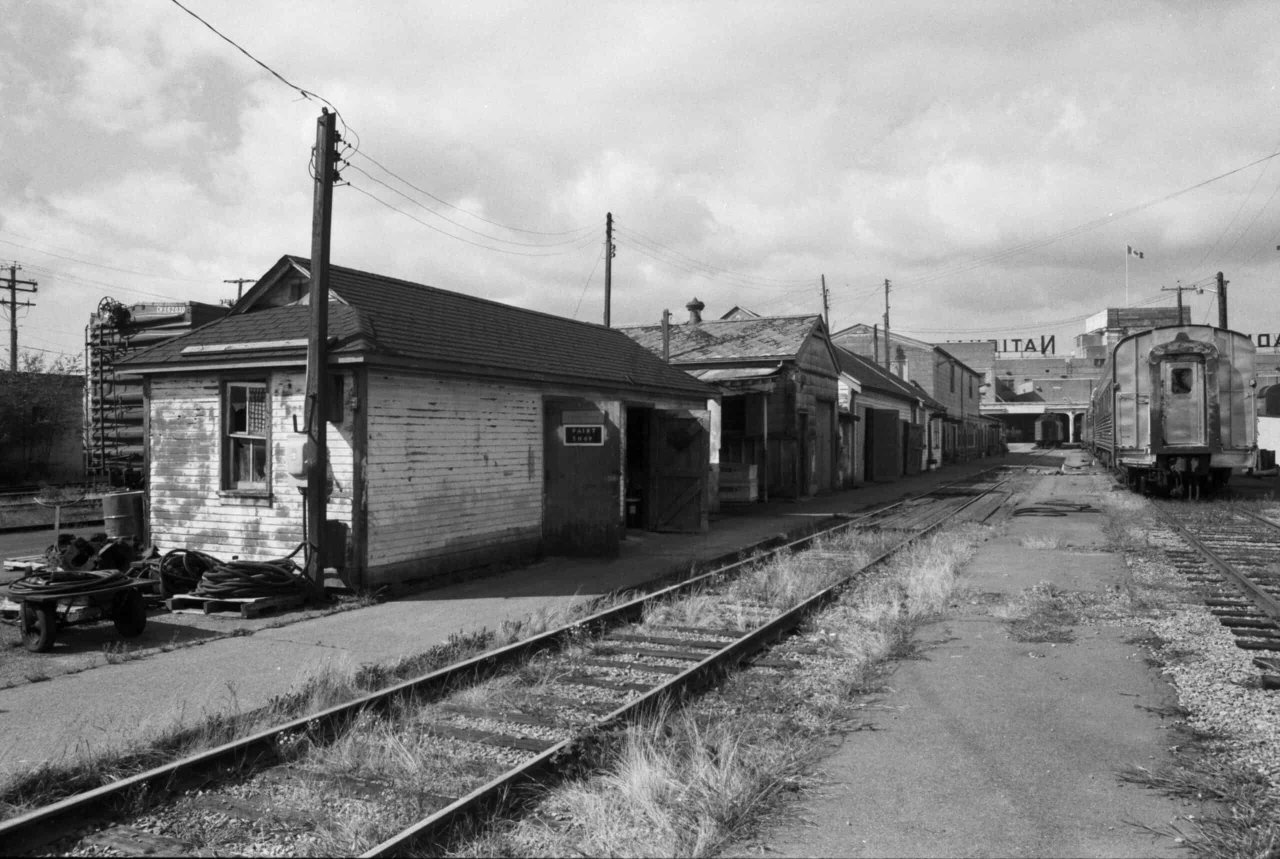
[230,385,247,433]
[1171,368,1193,395]
[232,438,267,486]
[246,386,267,434]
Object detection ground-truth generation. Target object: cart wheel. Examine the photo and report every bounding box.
[20,603,57,653]
[113,589,147,638]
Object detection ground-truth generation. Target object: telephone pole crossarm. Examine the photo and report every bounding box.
[6,263,38,370]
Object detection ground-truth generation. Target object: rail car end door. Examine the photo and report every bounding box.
[1159,359,1207,447]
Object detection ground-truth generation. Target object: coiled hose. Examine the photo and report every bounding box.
[8,569,131,599]
[157,549,221,595]
[191,557,311,600]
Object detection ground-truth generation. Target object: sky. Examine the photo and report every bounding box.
[4,0,1280,368]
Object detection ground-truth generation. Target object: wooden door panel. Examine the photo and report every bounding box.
[648,410,708,533]
[543,399,620,555]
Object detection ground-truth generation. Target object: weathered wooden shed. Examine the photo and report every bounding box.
[120,256,715,590]
[834,346,939,482]
[620,302,841,501]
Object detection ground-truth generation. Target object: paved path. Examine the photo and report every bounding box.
[735,459,1201,858]
[0,456,1013,786]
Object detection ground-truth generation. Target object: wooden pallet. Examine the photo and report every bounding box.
[4,555,48,573]
[167,592,305,619]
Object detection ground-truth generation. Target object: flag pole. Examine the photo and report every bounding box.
[1125,245,1129,306]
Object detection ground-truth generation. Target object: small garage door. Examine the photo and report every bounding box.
[866,408,901,482]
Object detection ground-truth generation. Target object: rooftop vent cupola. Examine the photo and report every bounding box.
[686,297,705,325]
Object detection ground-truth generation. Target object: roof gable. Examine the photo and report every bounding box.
[120,256,714,401]
[619,315,828,366]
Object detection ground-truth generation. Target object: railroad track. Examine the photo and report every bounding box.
[1149,500,1280,658]
[1,468,1015,856]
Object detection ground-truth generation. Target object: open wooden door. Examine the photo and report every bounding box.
[647,409,709,532]
[543,399,620,555]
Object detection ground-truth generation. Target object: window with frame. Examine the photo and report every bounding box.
[225,381,269,491]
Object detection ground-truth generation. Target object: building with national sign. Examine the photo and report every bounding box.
[949,305,1192,445]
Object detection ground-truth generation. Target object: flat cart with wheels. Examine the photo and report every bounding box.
[10,570,151,653]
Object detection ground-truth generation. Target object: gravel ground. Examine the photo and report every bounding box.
[1127,544,1280,794]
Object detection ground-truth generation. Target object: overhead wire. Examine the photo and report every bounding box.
[345,181,598,257]
[0,234,207,282]
[571,247,606,320]
[343,162,594,249]
[898,147,1280,289]
[614,220,815,289]
[348,150,595,238]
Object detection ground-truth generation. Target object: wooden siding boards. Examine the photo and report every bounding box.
[364,372,543,583]
[147,371,355,562]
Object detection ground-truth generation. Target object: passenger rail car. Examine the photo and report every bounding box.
[1084,325,1256,498]
[1034,415,1062,448]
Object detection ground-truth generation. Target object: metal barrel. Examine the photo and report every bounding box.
[102,491,145,540]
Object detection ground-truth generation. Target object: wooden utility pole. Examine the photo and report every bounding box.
[1216,271,1228,329]
[661,308,671,362]
[820,274,829,329]
[304,109,339,592]
[223,278,255,301]
[882,278,892,371]
[1161,282,1191,321]
[6,263,37,371]
[603,212,615,327]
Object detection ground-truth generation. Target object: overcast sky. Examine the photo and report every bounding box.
[4,0,1280,366]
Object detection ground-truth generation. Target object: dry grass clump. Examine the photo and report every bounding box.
[0,628,496,816]
[456,522,988,858]
[1120,755,1280,859]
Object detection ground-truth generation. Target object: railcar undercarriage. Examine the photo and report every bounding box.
[1121,454,1231,500]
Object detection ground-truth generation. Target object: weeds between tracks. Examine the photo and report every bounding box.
[1,522,986,855]
[453,524,986,858]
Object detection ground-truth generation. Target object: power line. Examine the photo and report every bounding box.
[0,234,208,282]
[349,151,595,238]
[902,147,1280,289]
[345,181,598,257]
[167,0,344,123]
[614,233,814,293]
[344,162,594,249]
[614,221,814,288]
[572,247,605,320]
[18,263,189,302]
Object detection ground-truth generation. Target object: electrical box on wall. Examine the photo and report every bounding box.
[283,435,308,485]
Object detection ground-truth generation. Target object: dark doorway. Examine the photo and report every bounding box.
[625,406,708,533]
[543,398,620,556]
[866,408,901,482]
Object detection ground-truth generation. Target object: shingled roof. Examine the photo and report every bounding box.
[121,256,714,400]
[619,315,826,365]
[834,345,945,412]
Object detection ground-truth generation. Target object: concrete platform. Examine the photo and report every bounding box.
[734,467,1203,858]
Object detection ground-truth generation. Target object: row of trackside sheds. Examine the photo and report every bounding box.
[119,256,1000,593]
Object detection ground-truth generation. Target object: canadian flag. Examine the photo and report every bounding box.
[1127,245,1144,259]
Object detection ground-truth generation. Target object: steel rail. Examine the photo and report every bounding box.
[362,474,1008,856]
[1149,503,1280,622]
[0,468,1006,854]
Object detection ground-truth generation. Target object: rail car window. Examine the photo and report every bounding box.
[1170,367,1193,395]
[225,381,269,491]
